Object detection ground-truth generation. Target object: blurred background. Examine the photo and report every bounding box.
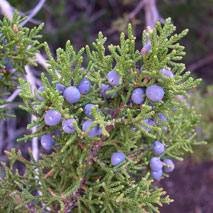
[0,0,213,212]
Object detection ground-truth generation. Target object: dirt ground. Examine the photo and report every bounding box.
[158,160,213,213]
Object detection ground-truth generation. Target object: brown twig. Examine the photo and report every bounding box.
[112,101,124,119]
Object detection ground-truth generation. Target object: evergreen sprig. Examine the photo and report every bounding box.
[0,11,43,119]
[1,18,205,212]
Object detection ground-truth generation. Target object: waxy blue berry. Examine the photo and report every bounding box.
[82,120,101,137]
[56,83,65,94]
[163,159,175,173]
[44,110,61,126]
[150,157,163,171]
[78,77,91,94]
[111,152,125,166]
[84,104,99,119]
[160,68,174,78]
[62,119,76,133]
[151,169,163,180]
[152,141,165,155]
[37,86,45,101]
[141,42,151,56]
[131,88,145,104]
[41,135,55,150]
[100,83,112,98]
[63,86,80,103]
[107,70,121,86]
[146,85,164,102]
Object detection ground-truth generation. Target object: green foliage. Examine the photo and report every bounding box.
[0,11,43,119]
[0,18,205,212]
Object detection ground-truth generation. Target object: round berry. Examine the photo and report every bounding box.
[111,152,125,166]
[63,86,80,103]
[151,169,163,180]
[146,85,164,102]
[84,104,99,119]
[131,88,145,104]
[163,159,175,173]
[160,68,174,78]
[140,119,153,132]
[150,157,163,171]
[37,86,45,101]
[82,120,101,137]
[141,42,151,56]
[107,70,121,86]
[62,118,76,133]
[41,135,55,150]
[152,141,165,155]
[78,77,91,94]
[56,83,65,94]
[100,83,112,98]
[44,110,61,126]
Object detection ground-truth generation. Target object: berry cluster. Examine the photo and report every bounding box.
[141,57,176,179]
[100,70,121,98]
[1,17,201,212]
[37,75,104,149]
[150,141,175,179]
[36,41,176,182]
[107,43,176,177]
